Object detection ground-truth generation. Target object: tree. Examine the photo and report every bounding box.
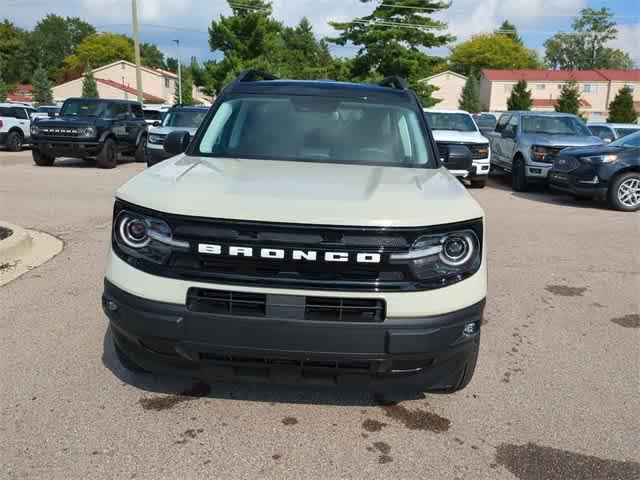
[174,67,193,105]
[166,57,179,73]
[450,33,543,76]
[140,42,165,68]
[277,18,333,79]
[81,64,99,98]
[555,77,581,115]
[507,80,532,111]
[458,75,481,113]
[0,76,7,102]
[64,33,134,70]
[327,1,454,105]
[496,20,521,44]
[608,86,637,123]
[0,20,30,84]
[544,7,634,70]
[32,67,53,104]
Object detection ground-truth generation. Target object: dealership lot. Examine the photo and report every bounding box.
[1,151,638,479]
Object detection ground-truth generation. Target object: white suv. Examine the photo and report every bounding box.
[424,109,490,188]
[102,72,487,393]
[0,103,35,151]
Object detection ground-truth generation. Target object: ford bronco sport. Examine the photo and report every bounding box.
[31,98,147,169]
[103,71,487,393]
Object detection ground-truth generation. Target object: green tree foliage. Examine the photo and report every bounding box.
[166,57,179,73]
[544,8,634,70]
[507,80,532,111]
[0,75,7,102]
[28,14,95,77]
[276,18,333,79]
[607,86,637,123]
[328,0,453,105]
[140,43,166,69]
[0,20,30,84]
[81,64,99,98]
[496,20,522,44]
[174,67,194,105]
[32,67,53,104]
[555,78,582,115]
[458,75,481,113]
[63,33,134,70]
[450,34,543,76]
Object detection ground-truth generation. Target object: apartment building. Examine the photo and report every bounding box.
[419,71,468,110]
[479,69,640,119]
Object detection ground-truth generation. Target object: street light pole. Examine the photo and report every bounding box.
[131,0,143,104]
[173,39,182,104]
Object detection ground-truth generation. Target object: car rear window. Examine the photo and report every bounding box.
[196,95,434,168]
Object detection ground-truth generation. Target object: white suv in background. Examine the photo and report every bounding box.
[0,103,35,151]
[424,109,490,188]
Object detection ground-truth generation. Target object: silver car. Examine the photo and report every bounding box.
[486,112,602,191]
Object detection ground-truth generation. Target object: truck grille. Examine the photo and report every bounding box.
[552,155,580,172]
[187,288,385,322]
[39,127,79,137]
[437,143,489,161]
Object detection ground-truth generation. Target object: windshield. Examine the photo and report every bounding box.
[522,115,591,136]
[614,128,640,139]
[61,100,114,117]
[36,106,59,114]
[424,112,477,132]
[143,110,164,121]
[196,95,434,168]
[476,114,496,130]
[609,130,640,148]
[163,109,207,129]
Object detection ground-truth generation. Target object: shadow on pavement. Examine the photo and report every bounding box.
[101,327,426,406]
[50,156,137,168]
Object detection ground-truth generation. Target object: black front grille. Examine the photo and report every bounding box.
[187,287,385,322]
[553,155,580,172]
[438,143,489,161]
[40,127,79,137]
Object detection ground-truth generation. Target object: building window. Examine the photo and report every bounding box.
[583,84,597,93]
[536,84,546,90]
[121,62,125,70]
[503,84,513,93]
[624,84,636,92]
[557,84,564,90]
[165,78,170,88]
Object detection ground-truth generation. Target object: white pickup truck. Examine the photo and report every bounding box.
[0,103,35,151]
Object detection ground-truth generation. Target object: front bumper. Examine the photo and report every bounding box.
[103,279,484,389]
[525,162,552,180]
[548,171,608,199]
[0,132,8,145]
[32,139,102,158]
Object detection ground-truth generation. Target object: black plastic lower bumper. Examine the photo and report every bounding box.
[103,280,484,390]
[549,173,608,199]
[0,132,7,145]
[32,139,102,158]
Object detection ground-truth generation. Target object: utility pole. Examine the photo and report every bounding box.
[131,0,143,104]
[173,39,182,104]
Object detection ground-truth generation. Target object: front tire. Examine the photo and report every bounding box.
[608,172,640,212]
[512,157,528,192]
[7,131,23,152]
[469,179,486,189]
[134,135,147,163]
[32,148,55,166]
[96,138,118,169]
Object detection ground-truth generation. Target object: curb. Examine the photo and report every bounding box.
[0,221,33,263]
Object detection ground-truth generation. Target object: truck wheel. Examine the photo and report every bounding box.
[512,157,528,192]
[608,172,640,212]
[96,138,118,169]
[32,148,55,166]
[7,131,23,152]
[469,179,486,189]
[113,339,148,374]
[134,135,147,163]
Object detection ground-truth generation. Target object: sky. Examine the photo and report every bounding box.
[4,0,640,67]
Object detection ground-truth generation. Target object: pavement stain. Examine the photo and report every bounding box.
[378,455,393,464]
[495,442,640,480]
[373,442,391,455]
[282,416,298,426]
[138,381,211,411]
[272,454,282,460]
[610,314,640,329]
[380,404,450,433]
[545,285,588,297]
[362,418,387,432]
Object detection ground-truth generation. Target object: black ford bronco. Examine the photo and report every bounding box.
[30,98,147,169]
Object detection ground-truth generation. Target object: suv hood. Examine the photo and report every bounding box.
[34,116,98,128]
[523,134,603,147]
[117,156,484,227]
[149,126,199,136]
[432,130,488,144]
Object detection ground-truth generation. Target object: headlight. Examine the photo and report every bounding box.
[582,154,618,164]
[531,145,555,163]
[80,126,96,137]
[390,229,481,283]
[30,125,40,135]
[114,209,189,264]
[148,133,165,145]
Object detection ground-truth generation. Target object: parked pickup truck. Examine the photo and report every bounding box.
[485,112,602,191]
[102,71,486,393]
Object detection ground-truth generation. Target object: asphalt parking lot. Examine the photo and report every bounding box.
[1,150,638,480]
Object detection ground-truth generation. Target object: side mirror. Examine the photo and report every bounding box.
[164,130,191,155]
[603,138,612,144]
[152,121,161,127]
[442,144,473,171]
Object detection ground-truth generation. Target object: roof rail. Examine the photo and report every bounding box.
[378,76,407,90]
[236,70,278,83]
